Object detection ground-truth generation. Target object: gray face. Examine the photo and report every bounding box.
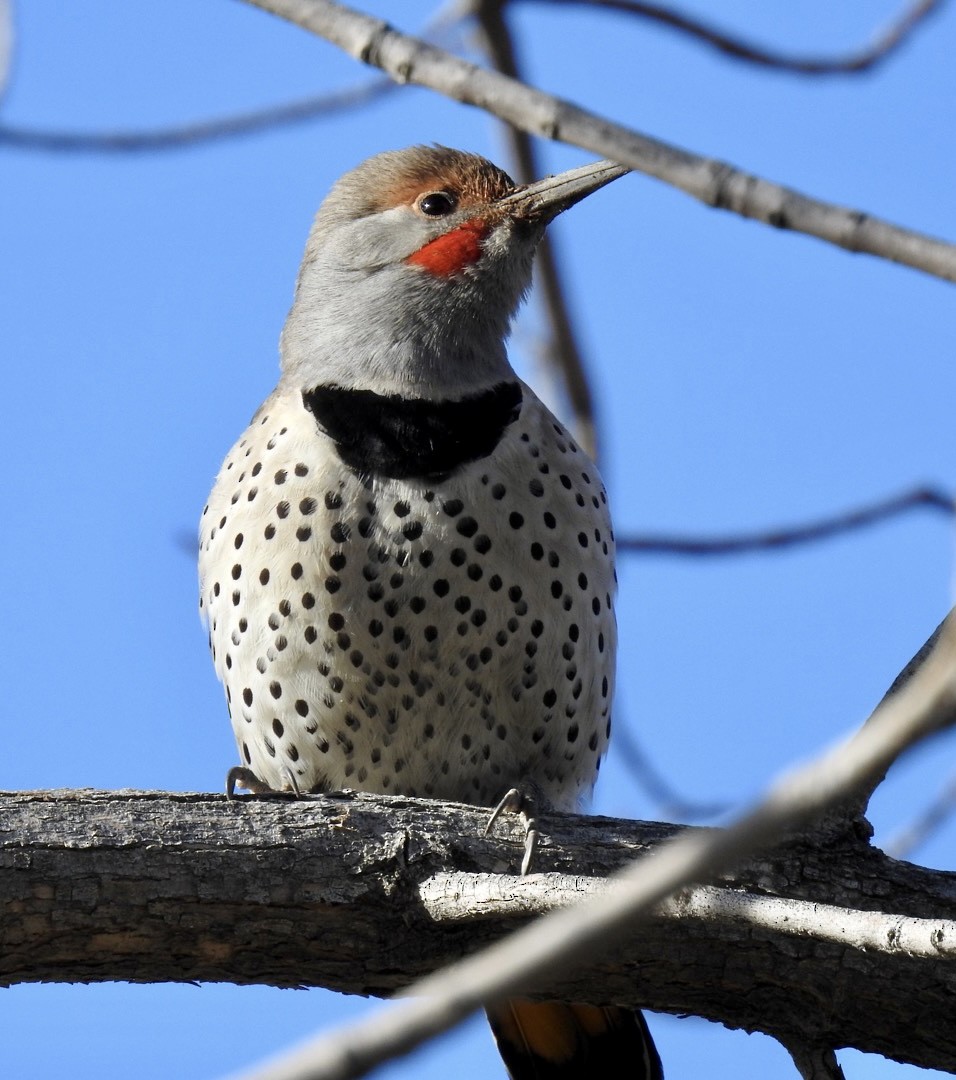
[275,149,529,395]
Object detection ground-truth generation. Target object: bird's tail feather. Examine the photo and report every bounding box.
[486,998,663,1079]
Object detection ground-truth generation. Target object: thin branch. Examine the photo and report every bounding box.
[534,0,943,75]
[610,706,731,820]
[173,486,956,563]
[882,615,947,699]
[242,0,956,284]
[0,79,396,153]
[419,875,956,961]
[0,0,12,106]
[884,765,956,858]
[474,0,600,460]
[230,616,956,1080]
[660,884,956,959]
[616,485,955,557]
[0,3,464,154]
[838,611,954,826]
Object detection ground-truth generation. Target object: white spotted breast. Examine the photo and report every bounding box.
[198,383,617,812]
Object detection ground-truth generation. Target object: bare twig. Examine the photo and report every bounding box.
[616,485,955,557]
[837,611,954,826]
[0,78,396,153]
[474,0,600,459]
[242,0,956,284]
[418,874,956,960]
[0,3,463,154]
[229,617,956,1080]
[884,766,956,858]
[536,0,942,75]
[882,615,948,699]
[176,485,954,563]
[659,884,956,959]
[0,0,12,106]
[611,707,731,819]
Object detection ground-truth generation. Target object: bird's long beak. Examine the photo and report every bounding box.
[497,159,628,224]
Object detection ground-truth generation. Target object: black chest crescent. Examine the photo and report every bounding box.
[302,381,523,481]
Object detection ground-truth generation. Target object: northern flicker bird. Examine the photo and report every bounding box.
[199,146,662,1079]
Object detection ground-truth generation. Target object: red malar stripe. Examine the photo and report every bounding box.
[407,219,489,276]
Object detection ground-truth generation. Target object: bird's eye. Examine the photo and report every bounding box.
[417,191,457,217]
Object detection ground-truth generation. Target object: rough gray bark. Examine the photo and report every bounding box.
[2,789,955,1072]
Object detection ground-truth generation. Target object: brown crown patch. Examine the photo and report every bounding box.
[315,146,516,229]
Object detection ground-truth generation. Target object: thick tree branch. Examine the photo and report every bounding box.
[243,0,956,283]
[3,783,956,1072]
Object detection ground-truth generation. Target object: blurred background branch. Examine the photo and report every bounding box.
[534,0,942,74]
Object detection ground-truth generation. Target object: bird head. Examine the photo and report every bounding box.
[279,146,626,397]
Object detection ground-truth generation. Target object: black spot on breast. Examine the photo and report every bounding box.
[302,381,523,480]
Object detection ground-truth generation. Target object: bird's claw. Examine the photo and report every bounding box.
[485,786,539,875]
[226,765,301,798]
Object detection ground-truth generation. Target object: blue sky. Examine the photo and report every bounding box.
[2,2,954,1077]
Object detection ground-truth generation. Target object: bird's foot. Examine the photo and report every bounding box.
[484,786,538,875]
[226,765,301,798]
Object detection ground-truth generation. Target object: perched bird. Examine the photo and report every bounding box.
[199,146,662,1079]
